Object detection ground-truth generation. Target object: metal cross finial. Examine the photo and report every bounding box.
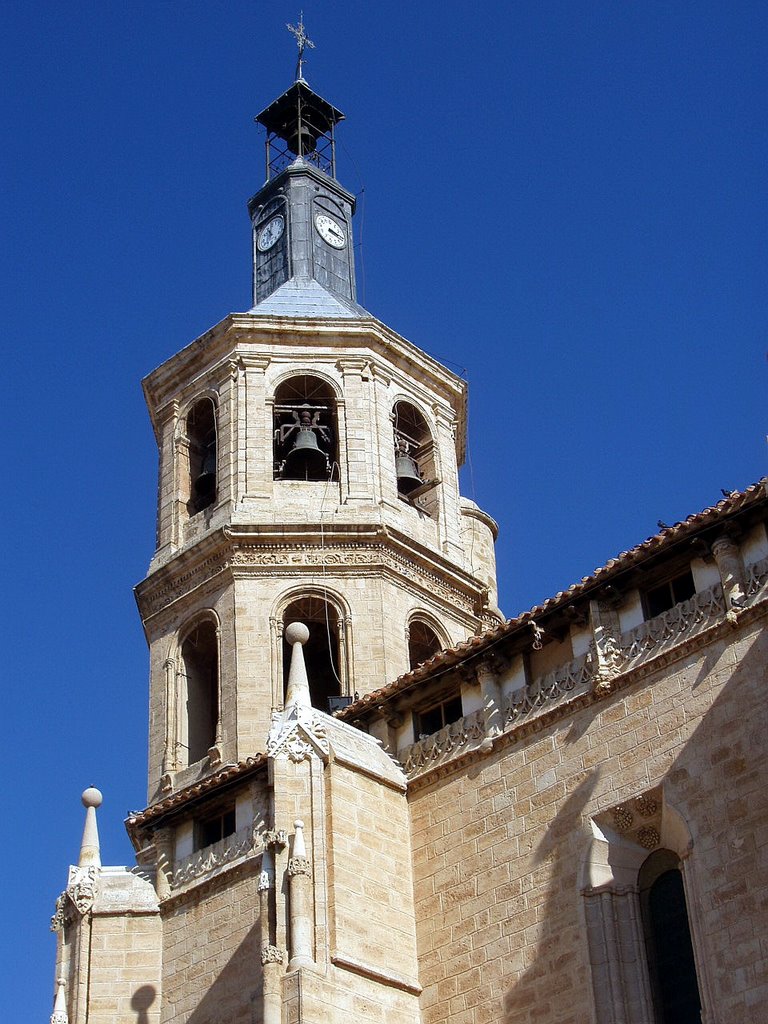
[287,12,315,81]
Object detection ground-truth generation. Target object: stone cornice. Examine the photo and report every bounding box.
[135,523,488,628]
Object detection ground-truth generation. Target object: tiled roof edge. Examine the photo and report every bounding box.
[126,755,267,831]
[339,480,767,719]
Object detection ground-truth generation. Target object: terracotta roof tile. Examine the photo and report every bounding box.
[126,755,267,831]
[338,480,766,719]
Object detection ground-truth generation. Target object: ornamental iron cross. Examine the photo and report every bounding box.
[287,12,315,81]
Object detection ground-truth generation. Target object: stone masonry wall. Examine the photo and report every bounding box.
[408,613,768,1024]
[87,911,162,1024]
[160,866,262,1024]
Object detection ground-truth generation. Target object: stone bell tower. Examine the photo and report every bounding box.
[50,24,501,1024]
[135,48,501,807]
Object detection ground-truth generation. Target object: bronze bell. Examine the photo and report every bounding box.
[283,421,328,479]
[194,443,217,497]
[287,123,317,157]
[395,450,422,494]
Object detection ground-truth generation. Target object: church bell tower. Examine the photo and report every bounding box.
[51,23,501,1024]
[135,36,502,804]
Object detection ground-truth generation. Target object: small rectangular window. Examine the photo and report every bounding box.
[643,568,696,620]
[415,693,463,739]
[197,806,236,851]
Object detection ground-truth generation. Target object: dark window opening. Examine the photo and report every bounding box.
[408,620,443,670]
[274,376,338,481]
[415,692,463,739]
[639,850,702,1024]
[393,401,438,516]
[643,569,696,620]
[197,806,236,851]
[180,620,218,766]
[186,398,217,515]
[283,596,342,711]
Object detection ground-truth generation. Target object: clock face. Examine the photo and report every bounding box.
[314,213,346,249]
[256,214,285,252]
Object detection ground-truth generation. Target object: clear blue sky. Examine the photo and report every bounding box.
[3,2,766,1017]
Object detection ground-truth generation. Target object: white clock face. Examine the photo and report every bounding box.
[315,213,346,249]
[256,214,285,252]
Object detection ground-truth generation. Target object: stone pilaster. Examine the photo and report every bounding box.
[287,819,314,970]
[153,827,174,901]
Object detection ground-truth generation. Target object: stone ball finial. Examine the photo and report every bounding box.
[285,622,310,646]
[81,787,103,809]
[294,819,305,830]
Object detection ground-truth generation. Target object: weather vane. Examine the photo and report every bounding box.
[287,12,315,81]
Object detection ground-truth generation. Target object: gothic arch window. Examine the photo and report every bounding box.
[407,616,446,671]
[177,617,219,767]
[273,375,338,481]
[281,594,347,712]
[184,397,217,515]
[639,850,702,1024]
[392,400,438,516]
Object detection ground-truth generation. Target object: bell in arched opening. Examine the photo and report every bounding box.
[193,438,217,499]
[281,407,330,480]
[394,436,422,495]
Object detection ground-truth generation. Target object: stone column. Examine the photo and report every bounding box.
[153,827,174,901]
[475,658,502,740]
[161,658,176,779]
[259,845,283,1024]
[287,820,313,970]
[711,534,746,616]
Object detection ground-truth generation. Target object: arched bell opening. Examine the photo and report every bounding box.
[282,596,343,712]
[407,618,445,671]
[185,397,217,515]
[178,618,219,767]
[639,849,702,1024]
[273,375,338,481]
[393,401,439,517]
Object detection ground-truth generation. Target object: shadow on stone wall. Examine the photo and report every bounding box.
[130,985,156,1024]
[184,921,262,1024]
[502,625,767,1023]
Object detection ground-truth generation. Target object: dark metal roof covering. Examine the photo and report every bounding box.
[255,80,345,140]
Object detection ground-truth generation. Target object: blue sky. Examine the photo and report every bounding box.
[3,2,766,1017]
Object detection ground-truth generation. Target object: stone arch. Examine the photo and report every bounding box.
[581,789,711,1024]
[406,610,450,671]
[177,392,219,517]
[391,397,439,517]
[173,611,221,769]
[272,372,341,480]
[271,587,353,711]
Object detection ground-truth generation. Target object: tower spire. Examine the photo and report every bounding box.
[286,12,315,82]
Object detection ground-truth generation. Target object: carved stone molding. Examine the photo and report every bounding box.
[263,829,288,849]
[261,944,284,965]
[66,864,99,916]
[288,856,311,877]
[50,892,68,932]
[267,708,329,763]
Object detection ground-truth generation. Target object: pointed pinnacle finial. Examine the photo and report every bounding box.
[78,787,103,868]
[50,978,69,1024]
[284,622,312,709]
[286,12,315,82]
